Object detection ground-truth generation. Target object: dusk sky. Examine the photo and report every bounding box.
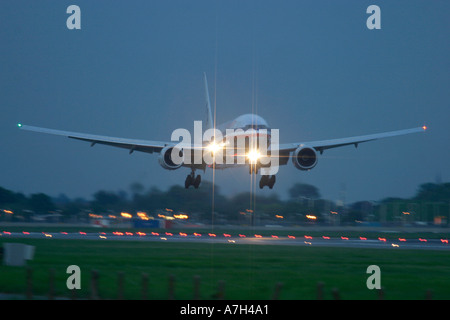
[1,1,449,204]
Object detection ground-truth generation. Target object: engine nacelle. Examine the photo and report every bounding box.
[292,146,318,171]
[158,146,183,170]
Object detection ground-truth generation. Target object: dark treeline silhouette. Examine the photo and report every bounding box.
[0,182,449,226]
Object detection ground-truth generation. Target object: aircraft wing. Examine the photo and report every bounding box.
[18,124,174,154]
[277,126,427,154]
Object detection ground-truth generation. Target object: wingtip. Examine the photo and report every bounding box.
[422,125,428,131]
[17,123,23,128]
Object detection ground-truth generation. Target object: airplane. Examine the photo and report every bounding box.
[18,73,427,190]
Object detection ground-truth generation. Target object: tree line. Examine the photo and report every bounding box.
[0,182,449,225]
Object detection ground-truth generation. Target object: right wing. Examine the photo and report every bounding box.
[277,126,427,154]
[18,124,173,154]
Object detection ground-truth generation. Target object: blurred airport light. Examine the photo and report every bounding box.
[137,211,150,220]
[174,214,188,220]
[120,212,132,219]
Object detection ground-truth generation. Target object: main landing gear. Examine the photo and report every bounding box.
[249,164,276,189]
[259,175,276,189]
[185,170,201,189]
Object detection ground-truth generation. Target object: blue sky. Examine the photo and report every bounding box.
[1,1,449,203]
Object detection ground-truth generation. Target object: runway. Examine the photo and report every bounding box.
[2,230,449,251]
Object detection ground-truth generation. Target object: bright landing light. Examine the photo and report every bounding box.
[207,141,225,154]
[247,149,261,164]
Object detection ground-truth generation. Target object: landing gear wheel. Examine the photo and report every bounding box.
[185,170,201,189]
[259,175,269,189]
[268,175,276,189]
[185,174,193,189]
[259,175,276,189]
[193,175,201,189]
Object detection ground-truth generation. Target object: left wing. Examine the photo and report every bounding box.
[18,124,173,154]
[277,126,427,154]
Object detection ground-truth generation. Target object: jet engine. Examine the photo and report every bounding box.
[292,146,318,171]
[158,146,183,170]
